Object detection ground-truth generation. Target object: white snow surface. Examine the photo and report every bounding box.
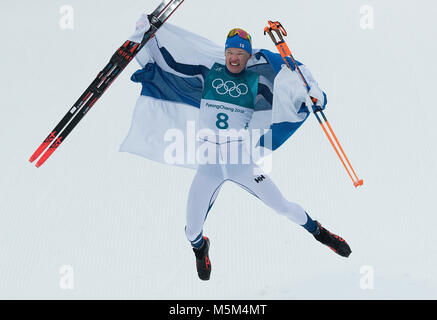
[0,0,436,299]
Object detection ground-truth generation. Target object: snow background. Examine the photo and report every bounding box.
[0,0,436,299]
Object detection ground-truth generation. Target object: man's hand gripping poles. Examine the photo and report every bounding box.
[264,21,364,188]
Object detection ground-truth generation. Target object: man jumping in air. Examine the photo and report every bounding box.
[184,29,351,281]
[121,17,352,281]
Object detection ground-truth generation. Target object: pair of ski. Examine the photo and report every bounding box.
[264,21,364,188]
[29,0,184,168]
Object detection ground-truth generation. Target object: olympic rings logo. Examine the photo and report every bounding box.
[212,78,249,98]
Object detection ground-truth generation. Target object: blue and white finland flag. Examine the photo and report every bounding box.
[119,13,327,169]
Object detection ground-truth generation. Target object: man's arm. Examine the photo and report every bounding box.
[130,13,218,84]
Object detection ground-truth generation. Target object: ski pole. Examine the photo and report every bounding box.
[264,21,363,188]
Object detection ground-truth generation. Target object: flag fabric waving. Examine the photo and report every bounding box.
[119,13,327,169]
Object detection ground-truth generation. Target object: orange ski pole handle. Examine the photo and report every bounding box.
[265,20,287,37]
[264,21,290,56]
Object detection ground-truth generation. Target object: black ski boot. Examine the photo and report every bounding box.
[193,237,211,281]
[313,222,352,258]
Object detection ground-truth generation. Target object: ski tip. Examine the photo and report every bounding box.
[36,154,51,168]
[29,153,40,163]
[29,152,39,163]
[35,157,47,168]
[30,143,50,164]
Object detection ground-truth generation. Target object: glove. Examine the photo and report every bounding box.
[308,85,326,113]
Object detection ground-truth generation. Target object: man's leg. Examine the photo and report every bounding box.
[185,163,226,280]
[226,160,317,232]
[225,149,351,257]
[185,163,224,248]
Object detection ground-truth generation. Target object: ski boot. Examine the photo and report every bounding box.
[193,236,212,280]
[313,222,352,258]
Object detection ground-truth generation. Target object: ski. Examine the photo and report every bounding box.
[30,0,185,168]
